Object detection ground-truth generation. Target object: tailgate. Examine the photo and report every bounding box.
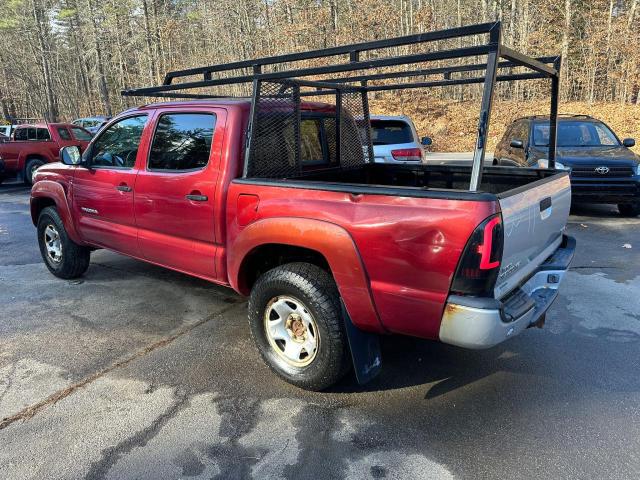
[494,172,571,299]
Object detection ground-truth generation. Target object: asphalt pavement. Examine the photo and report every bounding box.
[1,181,639,480]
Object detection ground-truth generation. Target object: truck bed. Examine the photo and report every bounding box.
[236,162,572,304]
[283,163,561,197]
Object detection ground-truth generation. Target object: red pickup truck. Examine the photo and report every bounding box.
[0,123,92,185]
[30,24,575,390]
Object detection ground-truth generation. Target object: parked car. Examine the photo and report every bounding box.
[72,116,112,135]
[495,114,640,216]
[0,132,8,143]
[369,115,430,163]
[0,123,92,185]
[0,125,17,138]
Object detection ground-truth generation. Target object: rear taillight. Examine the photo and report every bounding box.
[450,214,504,297]
[391,148,422,161]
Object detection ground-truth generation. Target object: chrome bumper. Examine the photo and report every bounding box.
[439,235,576,349]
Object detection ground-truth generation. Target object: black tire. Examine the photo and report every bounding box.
[37,206,90,279]
[25,158,45,185]
[618,203,640,217]
[248,262,350,391]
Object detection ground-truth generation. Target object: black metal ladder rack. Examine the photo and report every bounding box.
[121,21,560,191]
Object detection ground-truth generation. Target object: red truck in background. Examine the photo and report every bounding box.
[0,123,92,185]
[29,23,576,390]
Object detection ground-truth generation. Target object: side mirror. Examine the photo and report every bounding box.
[510,139,524,149]
[421,136,432,146]
[623,138,635,148]
[60,145,82,165]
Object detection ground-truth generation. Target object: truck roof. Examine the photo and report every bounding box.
[369,115,413,122]
[15,122,77,129]
[515,114,597,123]
[131,98,338,113]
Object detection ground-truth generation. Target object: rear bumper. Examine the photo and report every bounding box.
[439,235,575,349]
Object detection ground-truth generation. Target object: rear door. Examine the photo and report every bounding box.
[134,108,225,279]
[494,172,572,299]
[71,115,149,255]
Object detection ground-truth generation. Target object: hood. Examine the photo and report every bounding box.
[555,146,640,166]
[33,162,76,183]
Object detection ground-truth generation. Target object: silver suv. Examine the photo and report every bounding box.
[370,115,429,163]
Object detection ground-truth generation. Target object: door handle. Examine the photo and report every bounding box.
[116,185,132,192]
[186,194,208,202]
[539,196,552,212]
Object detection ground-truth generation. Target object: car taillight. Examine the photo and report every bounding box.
[450,214,504,297]
[391,148,422,161]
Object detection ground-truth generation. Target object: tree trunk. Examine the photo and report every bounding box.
[87,0,112,116]
[561,0,572,100]
[32,1,58,121]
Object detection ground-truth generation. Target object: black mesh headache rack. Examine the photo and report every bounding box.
[122,21,561,192]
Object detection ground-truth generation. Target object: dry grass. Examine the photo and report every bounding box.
[369,96,640,154]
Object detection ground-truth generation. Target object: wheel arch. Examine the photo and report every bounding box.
[21,153,48,171]
[228,217,384,333]
[30,180,83,244]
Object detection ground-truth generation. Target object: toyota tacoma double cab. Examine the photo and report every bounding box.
[0,123,92,185]
[30,22,575,390]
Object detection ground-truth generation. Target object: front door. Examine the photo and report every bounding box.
[71,115,149,256]
[134,110,223,279]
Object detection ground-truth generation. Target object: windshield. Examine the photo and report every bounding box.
[533,121,620,147]
[370,120,414,145]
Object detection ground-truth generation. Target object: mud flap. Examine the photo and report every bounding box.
[341,300,381,385]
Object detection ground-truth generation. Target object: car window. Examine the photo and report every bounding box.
[57,127,72,140]
[90,115,147,168]
[593,123,618,146]
[71,126,92,141]
[299,119,324,165]
[148,113,215,170]
[534,121,621,147]
[14,128,27,141]
[370,120,414,145]
[513,121,529,145]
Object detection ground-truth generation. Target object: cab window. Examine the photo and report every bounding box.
[14,128,28,141]
[300,119,324,165]
[57,127,72,140]
[36,128,51,140]
[71,127,92,141]
[89,115,147,169]
[148,113,216,171]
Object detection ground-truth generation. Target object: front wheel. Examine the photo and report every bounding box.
[25,158,45,185]
[618,202,640,217]
[37,206,90,279]
[248,262,350,391]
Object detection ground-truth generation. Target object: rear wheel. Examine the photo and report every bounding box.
[25,158,45,185]
[618,202,640,217]
[37,206,90,279]
[248,262,350,391]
